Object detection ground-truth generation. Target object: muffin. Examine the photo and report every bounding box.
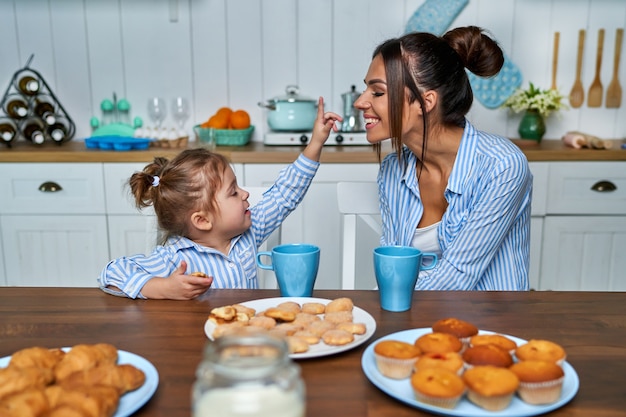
[515,339,567,365]
[432,318,479,345]
[509,360,565,405]
[414,352,464,375]
[462,344,513,368]
[463,365,520,411]
[373,340,422,379]
[469,334,517,353]
[411,368,466,409]
[414,332,462,354]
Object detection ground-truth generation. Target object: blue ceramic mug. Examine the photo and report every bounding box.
[256,244,320,297]
[373,246,438,312]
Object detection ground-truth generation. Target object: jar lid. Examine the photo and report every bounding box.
[270,85,315,103]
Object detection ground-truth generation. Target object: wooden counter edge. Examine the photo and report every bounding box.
[1,139,625,163]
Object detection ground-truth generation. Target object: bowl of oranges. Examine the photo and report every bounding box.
[194,107,253,146]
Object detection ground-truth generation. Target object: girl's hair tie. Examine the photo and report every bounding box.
[151,176,160,187]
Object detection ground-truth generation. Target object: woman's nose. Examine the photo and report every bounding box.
[354,93,367,110]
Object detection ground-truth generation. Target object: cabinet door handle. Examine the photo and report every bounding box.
[38,181,63,192]
[591,180,616,192]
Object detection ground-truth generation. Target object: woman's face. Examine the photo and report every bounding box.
[354,55,390,144]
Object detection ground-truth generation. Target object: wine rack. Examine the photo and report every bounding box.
[0,55,76,147]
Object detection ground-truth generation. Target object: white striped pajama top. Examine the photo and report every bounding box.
[99,153,319,298]
[378,120,532,290]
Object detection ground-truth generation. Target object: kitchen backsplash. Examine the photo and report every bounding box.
[1,0,624,143]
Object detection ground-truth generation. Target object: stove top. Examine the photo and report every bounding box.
[264,131,369,146]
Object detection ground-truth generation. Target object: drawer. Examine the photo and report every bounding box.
[546,162,626,214]
[0,163,106,214]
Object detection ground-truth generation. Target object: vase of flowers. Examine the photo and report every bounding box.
[502,82,566,142]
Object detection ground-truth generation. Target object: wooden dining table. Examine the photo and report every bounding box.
[1,288,625,417]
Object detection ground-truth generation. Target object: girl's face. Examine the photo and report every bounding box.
[354,54,391,144]
[212,165,252,239]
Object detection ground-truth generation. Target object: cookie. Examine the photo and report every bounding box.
[276,301,302,313]
[322,329,354,346]
[233,304,256,319]
[293,312,321,327]
[264,308,297,322]
[306,320,336,337]
[323,311,353,324]
[337,322,367,335]
[293,330,321,345]
[286,336,310,354]
[325,297,354,313]
[248,316,276,330]
[302,302,326,315]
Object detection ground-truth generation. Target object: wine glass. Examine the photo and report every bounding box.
[172,97,190,131]
[147,97,167,128]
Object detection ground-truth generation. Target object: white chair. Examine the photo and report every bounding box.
[337,182,382,289]
[246,186,280,289]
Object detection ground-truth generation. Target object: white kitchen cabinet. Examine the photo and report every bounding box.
[1,215,109,287]
[103,163,157,259]
[538,162,626,291]
[243,163,380,289]
[540,216,626,291]
[0,163,108,286]
[528,162,548,291]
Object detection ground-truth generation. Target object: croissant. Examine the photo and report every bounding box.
[0,388,49,417]
[0,366,53,401]
[8,347,65,371]
[53,344,118,381]
[59,363,146,394]
[45,384,120,417]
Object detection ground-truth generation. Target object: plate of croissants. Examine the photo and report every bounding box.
[0,343,159,417]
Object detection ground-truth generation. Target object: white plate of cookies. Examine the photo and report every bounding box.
[204,297,377,359]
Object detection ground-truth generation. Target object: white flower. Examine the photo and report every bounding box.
[502,82,567,118]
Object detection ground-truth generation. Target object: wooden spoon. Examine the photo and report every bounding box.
[587,28,605,107]
[605,28,623,108]
[569,29,585,108]
[551,32,560,90]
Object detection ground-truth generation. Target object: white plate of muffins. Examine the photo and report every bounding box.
[204,297,377,359]
[361,323,579,417]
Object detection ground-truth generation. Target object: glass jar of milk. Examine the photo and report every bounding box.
[192,332,305,417]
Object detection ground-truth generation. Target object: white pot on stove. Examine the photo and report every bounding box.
[258,85,317,132]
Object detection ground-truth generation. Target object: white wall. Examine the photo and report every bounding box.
[1,0,625,143]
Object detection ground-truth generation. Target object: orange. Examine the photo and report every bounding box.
[229,109,251,129]
[204,115,229,129]
[215,107,233,119]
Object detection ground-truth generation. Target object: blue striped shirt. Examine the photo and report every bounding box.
[378,120,532,290]
[99,154,319,298]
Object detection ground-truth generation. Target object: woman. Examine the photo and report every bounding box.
[354,26,532,290]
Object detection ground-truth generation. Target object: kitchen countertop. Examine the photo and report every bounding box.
[1,138,625,163]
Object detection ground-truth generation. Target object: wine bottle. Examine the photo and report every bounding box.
[15,72,40,96]
[47,117,70,143]
[21,118,46,144]
[33,98,56,125]
[0,118,18,144]
[4,95,29,119]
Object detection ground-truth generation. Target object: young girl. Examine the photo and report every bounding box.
[99,98,341,300]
